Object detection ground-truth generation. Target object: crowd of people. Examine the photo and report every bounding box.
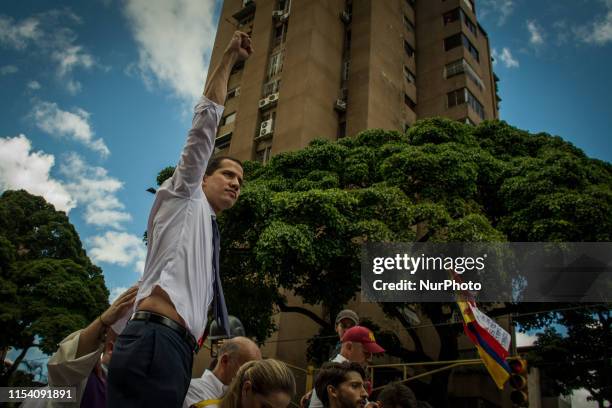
[21,32,421,408]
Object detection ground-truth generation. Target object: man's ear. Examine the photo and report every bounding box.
[327,385,338,400]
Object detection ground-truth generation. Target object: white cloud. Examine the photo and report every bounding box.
[0,15,42,49]
[478,0,515,26]
[492,47,519,68]
[575,0,612,45]
[0,135,75,212]
[527,20,545,46]
[0,65,18,75]
[516,331,538,347]
[52,44,95,77]
[27,80,41,90]
[109,286,130,303]
[60,153,131,229]
[123,0,219,103]
[553,20,570,45]
[0,10,97,94]
[31,101,110,157]
[88,231,146,274]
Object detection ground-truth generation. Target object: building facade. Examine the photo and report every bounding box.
[206,0,499,163]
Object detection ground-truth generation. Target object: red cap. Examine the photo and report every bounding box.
[341,326,385,354]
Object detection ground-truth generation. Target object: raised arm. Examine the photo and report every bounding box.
[171,32,253,198]
[75,285,138,358]
[204,31,253,104]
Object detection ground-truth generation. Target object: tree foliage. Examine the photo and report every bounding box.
[527,306,611,407]
[0,190,108,386]
[155,118,612,404]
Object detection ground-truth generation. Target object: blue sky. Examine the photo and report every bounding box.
[0,0,611,350]
[1,3,610,403]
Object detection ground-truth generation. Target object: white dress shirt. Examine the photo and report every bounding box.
[183,369,228,408]
[133,95,224,340]
[308,354,349,408]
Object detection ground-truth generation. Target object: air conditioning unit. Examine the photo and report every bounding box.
[243,0,253,6]
[334,99,347,112]
[267,92,279,103]
[258,97,269,109]
[340,11,351,24]
[280,11,290,22]
[259,119,274,138]
[272,10,284,19]
[234,87,240,97]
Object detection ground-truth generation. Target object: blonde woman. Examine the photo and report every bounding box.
[220,359,296,408]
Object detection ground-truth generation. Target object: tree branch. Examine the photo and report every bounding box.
[275,300,331,329]
[4,345,31,380]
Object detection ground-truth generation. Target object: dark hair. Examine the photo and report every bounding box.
[205,156,243,176]
[378,383,417,408]
[314,362,366,408]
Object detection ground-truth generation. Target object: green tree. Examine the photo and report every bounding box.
[0,190,108,386]
[154,118,612,406]
[520,306,612,407]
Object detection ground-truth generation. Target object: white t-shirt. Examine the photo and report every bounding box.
[309,354,349,408]
[183,369,228,408]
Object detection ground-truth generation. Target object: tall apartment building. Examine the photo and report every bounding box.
[206,0,500,163]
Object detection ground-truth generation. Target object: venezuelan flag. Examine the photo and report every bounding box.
[457,300,511,389]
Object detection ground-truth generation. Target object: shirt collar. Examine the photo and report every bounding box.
[203,369,228,393]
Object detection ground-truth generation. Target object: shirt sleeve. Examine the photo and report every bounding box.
[308,390,324,408]
[47,330,102,387]
[170,96,225,198]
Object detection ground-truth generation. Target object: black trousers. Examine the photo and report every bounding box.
[106,319,193,408]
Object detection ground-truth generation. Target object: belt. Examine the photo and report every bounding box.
[131,311,198,353]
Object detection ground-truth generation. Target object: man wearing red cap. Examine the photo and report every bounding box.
[308,326,385,408]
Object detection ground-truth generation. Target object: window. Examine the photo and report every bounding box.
[337,121,347,138]
[215,132,232,150]
[447,88,484,119]
[447,88,467,108]
[444,33,462,51]
[405,0,415,9]
[444,59,484,90]
[461,9,477,37]
[404,40,414,57]
[342,60,350,81]
[404,65,416,84]
[263,79,281,96]
[278,0,290,12]
[404,15,415,32]
[404,93,416,110]
[221,112,236,126]
[445,59,463,77]
[443,9,460,25]
[267,51,284,79]
[227,87,240,100]
[255,145,272,163]
[444,33,479,62]
[467,90,484,119]
[462,34,479,61]
[261,110,276,123]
